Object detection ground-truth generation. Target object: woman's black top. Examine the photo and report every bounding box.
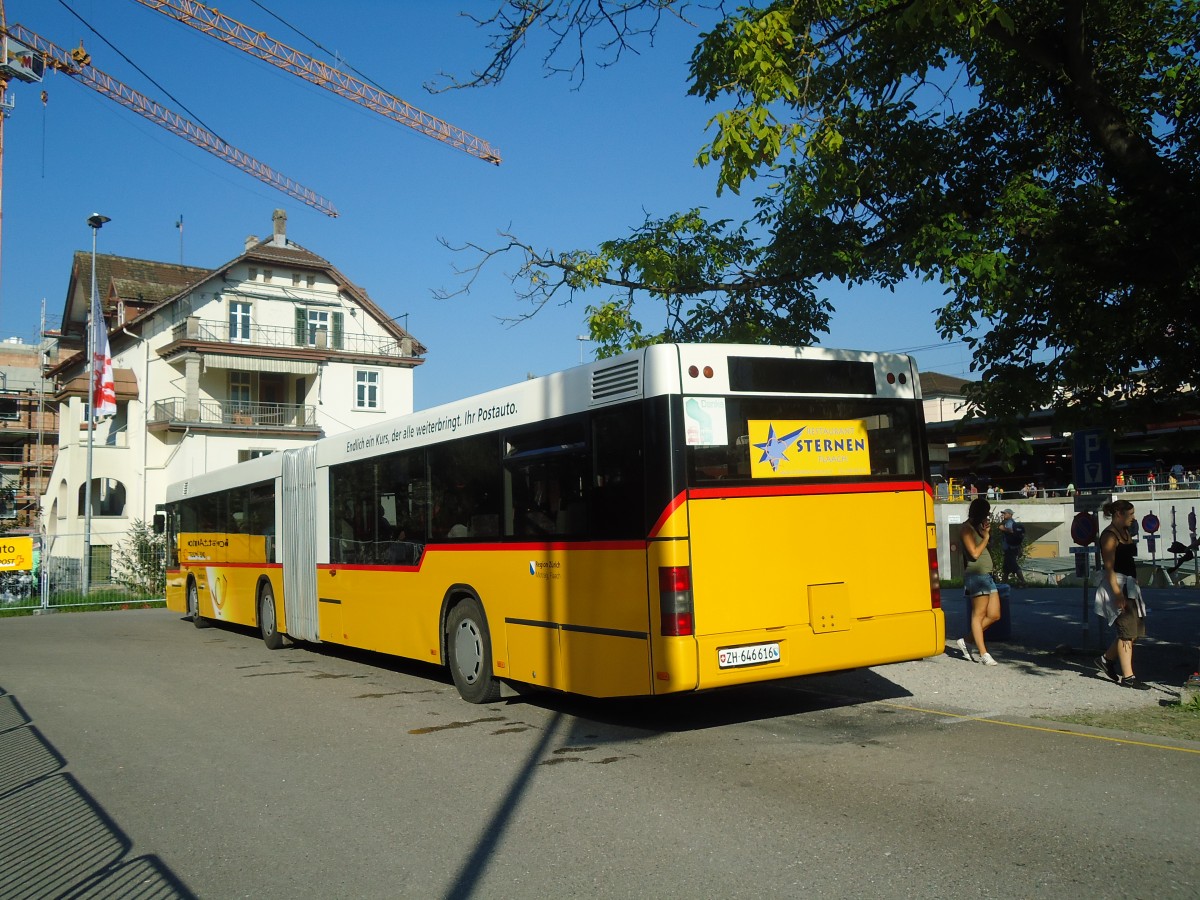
[1111,532,1137,577]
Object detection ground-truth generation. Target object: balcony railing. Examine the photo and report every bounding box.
[149,398,317,429]
[171,318,414,358]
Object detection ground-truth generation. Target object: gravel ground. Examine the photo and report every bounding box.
[803,586,1200,719]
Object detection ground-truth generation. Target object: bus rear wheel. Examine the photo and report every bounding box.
[447,598,501,704]
[188,579,210,629]
[259,583,285,650]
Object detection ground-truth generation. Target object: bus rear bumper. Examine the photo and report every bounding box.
[687,608,945,692]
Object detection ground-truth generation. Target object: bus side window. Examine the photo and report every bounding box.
[503,417,590,539]
[428,434,501,541]
[591,404,644,539]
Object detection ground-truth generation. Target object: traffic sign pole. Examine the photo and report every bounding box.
[1071,510,1102,651]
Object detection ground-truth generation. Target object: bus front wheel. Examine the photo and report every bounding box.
[447,598,502,704]
[259,583,285,651]
[188,579,210,629]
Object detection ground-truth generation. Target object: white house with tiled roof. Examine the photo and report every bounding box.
[42,210,423,581]
[920,371,971,423]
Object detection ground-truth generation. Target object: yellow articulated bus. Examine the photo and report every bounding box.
[165,344,944,703]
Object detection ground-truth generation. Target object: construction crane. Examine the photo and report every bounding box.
[0,0,341,302]
[130,0,502,166]
[0,22,338,217]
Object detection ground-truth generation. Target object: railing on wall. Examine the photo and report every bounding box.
[149,398,317,428]
[172,317,414,358]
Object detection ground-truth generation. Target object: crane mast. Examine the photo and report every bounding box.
[131,0,502,165]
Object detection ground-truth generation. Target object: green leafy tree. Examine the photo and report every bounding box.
[442,1,1200,446]
[112,519,167,598]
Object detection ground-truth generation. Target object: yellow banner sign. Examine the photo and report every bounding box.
[0,536,34,571]
[748,419,871,478]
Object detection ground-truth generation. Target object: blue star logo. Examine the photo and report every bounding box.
[753,424,805,472]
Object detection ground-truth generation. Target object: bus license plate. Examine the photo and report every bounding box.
[718,642,781,668]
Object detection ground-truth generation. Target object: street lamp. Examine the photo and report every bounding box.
[576,334,590,364]
[83,213,110,594]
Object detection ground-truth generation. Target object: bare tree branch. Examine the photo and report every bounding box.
[428,1,702,91]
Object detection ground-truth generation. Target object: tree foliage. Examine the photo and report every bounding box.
[447,1,1200,436]
[112,519,167,598]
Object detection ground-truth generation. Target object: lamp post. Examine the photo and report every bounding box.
[84,213,109,594]
[576,334,590,364]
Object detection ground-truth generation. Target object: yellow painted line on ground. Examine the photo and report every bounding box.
[884,701,1200,755]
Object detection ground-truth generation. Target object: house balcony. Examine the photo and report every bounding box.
[148,398,321,436]
[165,317,416,361]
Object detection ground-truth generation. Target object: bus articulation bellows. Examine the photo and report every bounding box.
[164,344,944,702]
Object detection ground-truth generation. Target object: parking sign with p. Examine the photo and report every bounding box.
[1073,429,1113,492]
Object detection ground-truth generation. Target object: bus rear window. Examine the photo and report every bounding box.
[727,357,878,395]
[685,396,920,486]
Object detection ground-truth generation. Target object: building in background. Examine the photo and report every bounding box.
[41,210,424,583]
[0,337,60,534]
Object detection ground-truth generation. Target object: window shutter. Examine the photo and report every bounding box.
[332,311,344,350]
[294,307,306,346]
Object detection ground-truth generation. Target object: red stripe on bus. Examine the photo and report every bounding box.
[687,480,928,500]
[319,564,423,572]
[648,491,688,539]
[423,540,645,552]
[180,562,283,569]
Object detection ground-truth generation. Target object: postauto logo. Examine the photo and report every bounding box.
[528,560,561,579]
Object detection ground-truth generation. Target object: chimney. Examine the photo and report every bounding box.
[272,209,287,247]
[245,235,258,252]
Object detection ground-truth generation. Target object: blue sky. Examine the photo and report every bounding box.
[0,0,974,409]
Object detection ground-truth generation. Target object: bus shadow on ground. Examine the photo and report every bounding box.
[510,670,916,734]
[0,687,197,900]
[197,616,918,731]
[192,615,459,688]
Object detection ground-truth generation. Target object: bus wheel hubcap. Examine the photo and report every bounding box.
[454,620,482,684]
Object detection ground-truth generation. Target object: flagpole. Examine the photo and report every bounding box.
[84,213,109,595]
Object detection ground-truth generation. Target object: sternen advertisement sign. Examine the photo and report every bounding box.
[748,419,871,478]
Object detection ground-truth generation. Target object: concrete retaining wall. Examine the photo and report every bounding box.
[934,489,1200,582]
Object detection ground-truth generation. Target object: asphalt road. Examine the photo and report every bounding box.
[1,609,1197,899]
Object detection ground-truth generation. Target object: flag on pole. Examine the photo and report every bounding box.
[91,289,117,419]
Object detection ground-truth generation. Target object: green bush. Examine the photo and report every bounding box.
[112,519,167,598]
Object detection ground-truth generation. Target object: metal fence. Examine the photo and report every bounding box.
[0,528,167,614]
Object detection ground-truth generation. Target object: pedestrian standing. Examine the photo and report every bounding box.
[1094,499,1151,690]
[955,497,1000,666]
[999,508,1026,587]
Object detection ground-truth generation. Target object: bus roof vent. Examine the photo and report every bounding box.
[591,359,641,403]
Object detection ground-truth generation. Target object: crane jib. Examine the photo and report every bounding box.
[130,0,502,165]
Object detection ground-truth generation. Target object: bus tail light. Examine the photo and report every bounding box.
[928,548,942,608]
[659,566,694,636]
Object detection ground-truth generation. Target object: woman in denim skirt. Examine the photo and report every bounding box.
[955,497,1001,665]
